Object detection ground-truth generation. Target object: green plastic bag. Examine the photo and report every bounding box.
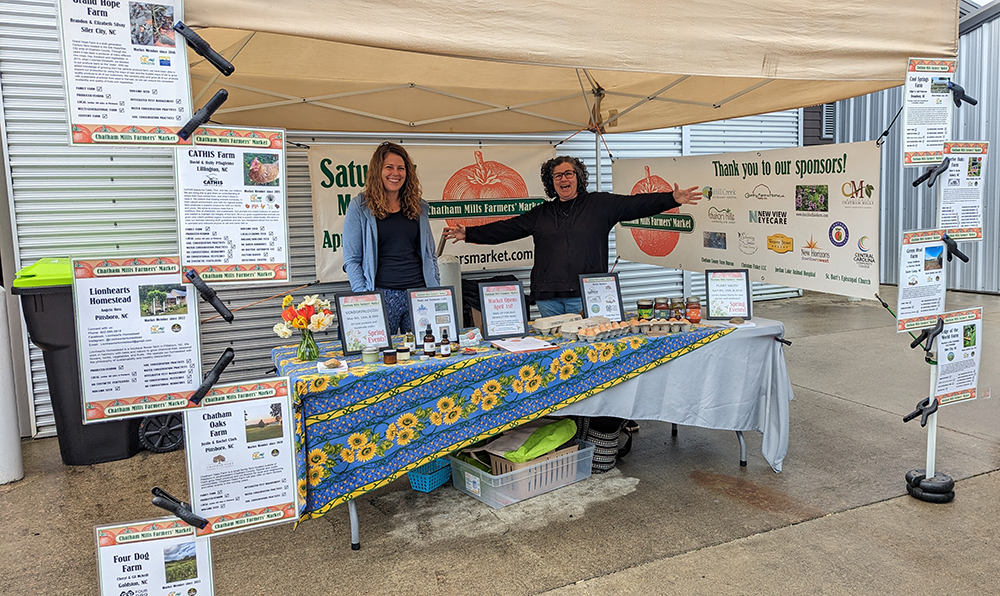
[503,418,577,463]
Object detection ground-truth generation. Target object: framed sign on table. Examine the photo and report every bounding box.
[477,281,529,340]
[705,269,752,320]
[407,286,459,344]
[334,291,391,355]
[579,272,624,322]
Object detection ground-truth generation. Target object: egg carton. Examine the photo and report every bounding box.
[531,313,582,335]
[571,321,633,342]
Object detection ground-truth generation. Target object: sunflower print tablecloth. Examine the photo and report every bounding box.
[274,327,733,520]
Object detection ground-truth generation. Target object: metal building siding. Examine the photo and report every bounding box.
[835,9,1000,293]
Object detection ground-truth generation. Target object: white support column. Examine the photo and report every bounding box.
[0,286,24,484]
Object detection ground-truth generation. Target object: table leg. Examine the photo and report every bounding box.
[671,423,678,437]
[348,499,360,550]
[736,431,747,467]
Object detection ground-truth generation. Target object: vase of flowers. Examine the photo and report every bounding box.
[273,294,334,362]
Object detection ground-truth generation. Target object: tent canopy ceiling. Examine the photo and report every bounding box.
[185,0,959,134]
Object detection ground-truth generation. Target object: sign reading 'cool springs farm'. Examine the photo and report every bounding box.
[612,142,881,300]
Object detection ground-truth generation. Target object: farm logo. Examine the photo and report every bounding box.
[800,236,830,263]
[841,180,876,208]
[749,210,788,225]
[767,234,794,254]
[140,55,155,65]
[738,231,758,255]
[171,323,182,333]
[212,455,226,463]
[251,452,264,460]
[203,173,223,186]
[707,206,736,224]
[159,56,171,66]
[854,236,875,268]
[746,184,785,200]
[150,324,164,334]
[829,221,850,247]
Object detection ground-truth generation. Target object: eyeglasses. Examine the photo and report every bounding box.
[552,171,576,181]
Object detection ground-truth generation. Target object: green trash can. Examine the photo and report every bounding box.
[11,258,141,465]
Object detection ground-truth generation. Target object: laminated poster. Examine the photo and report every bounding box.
[408,287,459,343]
[580,273,624,322]
[95,518,213,596]
[176,127,290,283]
[934,308,982,406]
[705,269,752,320]
[902,58,957,167]
[334,292,391,355]
[896,231,947,332]
[937,141,988,240]
[185,378,298,537]
[57,0,192,145]
[479,282,528,340]
[72,256,201,423]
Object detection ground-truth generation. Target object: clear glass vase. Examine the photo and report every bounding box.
[297,328,320,361]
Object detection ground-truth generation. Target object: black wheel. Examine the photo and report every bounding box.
[617,428,633,458]
[139,413,185,453]
[906,483,955,504]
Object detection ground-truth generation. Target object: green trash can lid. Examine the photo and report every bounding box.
[12,257,73,288]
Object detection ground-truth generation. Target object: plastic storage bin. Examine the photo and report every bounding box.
[11,258,141,465]
[408,458,452,492]
[448,440,594,508]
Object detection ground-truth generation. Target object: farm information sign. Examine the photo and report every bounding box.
[938,141,988,240]
[96,518,213,596]
[72,255,201,423]
[57,0,192,145]
[612,142,880,300]
[902,58,957,167]
[934,308,982,406]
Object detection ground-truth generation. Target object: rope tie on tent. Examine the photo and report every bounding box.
[875,106,902,148]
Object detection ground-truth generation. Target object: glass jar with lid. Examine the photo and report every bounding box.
[669,298,685,319]
[685,297,701,323]
[653,297,670,319]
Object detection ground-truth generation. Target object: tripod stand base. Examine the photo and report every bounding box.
[905,469,955,503]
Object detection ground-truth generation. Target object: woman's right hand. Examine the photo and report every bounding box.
[442,224,466,243]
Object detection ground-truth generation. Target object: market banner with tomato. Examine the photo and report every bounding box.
[309,145,554,283]
[612,142,881,300]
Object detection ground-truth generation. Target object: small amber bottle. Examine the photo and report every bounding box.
[423,324,436,358]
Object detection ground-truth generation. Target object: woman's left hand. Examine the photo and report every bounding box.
[672,184,702,205]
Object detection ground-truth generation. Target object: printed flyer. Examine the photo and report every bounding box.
[408,288,459,341]
[580,274,623,322]
[96,518,213,596]
[902,58,957,166]
[612,142,880,300]
[480,284,528,338]
[185,378,298,537]
[706,270,752,319]
[934,308,982,406]
[176,126,289,283]
[896,230,948,332]
[309,145,553,282]
[72,256,201,422]
[938,141,988,239]
[335,293,391,353]
[57,0,192,145]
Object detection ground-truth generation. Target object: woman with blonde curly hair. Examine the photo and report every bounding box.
[343,142,440,333]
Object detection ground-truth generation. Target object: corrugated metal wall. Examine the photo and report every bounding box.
[835,8,999,292]
[0,0,800,437]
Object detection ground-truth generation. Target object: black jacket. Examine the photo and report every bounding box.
[465,191,680,299]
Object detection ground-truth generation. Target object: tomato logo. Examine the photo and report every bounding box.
[71,125,91,144]
[443,150,528,227]
[629,166,679,257]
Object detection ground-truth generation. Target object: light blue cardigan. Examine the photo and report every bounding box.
[342,192,440,292]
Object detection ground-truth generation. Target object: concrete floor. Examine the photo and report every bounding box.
[2,286,999,594]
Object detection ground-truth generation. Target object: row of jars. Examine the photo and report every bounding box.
[636,297,701,324]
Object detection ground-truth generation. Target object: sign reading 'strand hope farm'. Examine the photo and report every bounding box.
[612,142,880,300]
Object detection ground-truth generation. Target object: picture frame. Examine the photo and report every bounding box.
[334,291,391,355]
[477,280,529,340]
[579,272,625,322]
[407,286,459,344]
[704,269,752,320]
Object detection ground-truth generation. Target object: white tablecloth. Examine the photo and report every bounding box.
[558,318,793,472]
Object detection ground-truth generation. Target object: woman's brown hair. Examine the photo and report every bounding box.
[364,142,422,219]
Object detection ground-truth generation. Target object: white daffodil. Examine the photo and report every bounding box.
[308,312,334,332]
[273,322,293,338]
[301,294,322,307]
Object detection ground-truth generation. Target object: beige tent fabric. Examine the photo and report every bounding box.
[184,0,959,134]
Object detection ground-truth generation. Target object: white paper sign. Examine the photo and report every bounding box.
[73,256,201,422]
[96,518,213,596]
[57,0,192,145]
[335,292,391,354]
[408,287,458,342]
[705,270,752,319]
[938,141,988,240]
[176,127,290,283]
[580,274,624,322]
[896,231,948,332]
[902,58,957,167]
[185,378,298,537]
[935,308,982,406]
[480,283,528,338]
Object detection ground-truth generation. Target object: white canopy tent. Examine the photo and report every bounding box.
[184,0,960,134]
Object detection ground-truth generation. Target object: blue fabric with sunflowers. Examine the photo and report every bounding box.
[274,327,733,519]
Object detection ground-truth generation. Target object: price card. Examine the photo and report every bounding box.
[335,291,391,355]
[478,281,529,340]
[705,269,752,320]
[580,273,624,322]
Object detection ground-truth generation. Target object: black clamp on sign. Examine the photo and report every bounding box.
[177,89,228,141]
[185,269,234,322]
[189,347,235,405]
[947,81,978,108]
[173,22,235,76]
[910,317,944,363]
[941,234,970,263]
[774,336,792,346]
[151,487,208,529]
[902,396,939,427]
[912,157,950,188]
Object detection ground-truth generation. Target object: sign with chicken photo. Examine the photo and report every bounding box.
[175,126,290,283]
[310,144,554,283]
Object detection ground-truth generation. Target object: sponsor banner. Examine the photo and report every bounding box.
[902,58,957,166]
[309,145,554,282]
[176,126,290,283]
[934,308,982,406]
[96,518,213,596]
[57,0,192,145]
[896,230,948,331]
[613,142,880,300]
[938,141,988,240]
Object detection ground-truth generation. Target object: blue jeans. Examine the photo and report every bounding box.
[378,288,413,334]
[535,297,583,318]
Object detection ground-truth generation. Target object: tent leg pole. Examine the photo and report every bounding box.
[594,132,601,192]
[736,431,747,467]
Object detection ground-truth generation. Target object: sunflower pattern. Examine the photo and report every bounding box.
[273,327,732,519]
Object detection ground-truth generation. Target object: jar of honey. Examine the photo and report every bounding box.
[685,297,701,323]
[653,297,670,319]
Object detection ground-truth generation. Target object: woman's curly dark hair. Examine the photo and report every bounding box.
[540,156,589,199]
